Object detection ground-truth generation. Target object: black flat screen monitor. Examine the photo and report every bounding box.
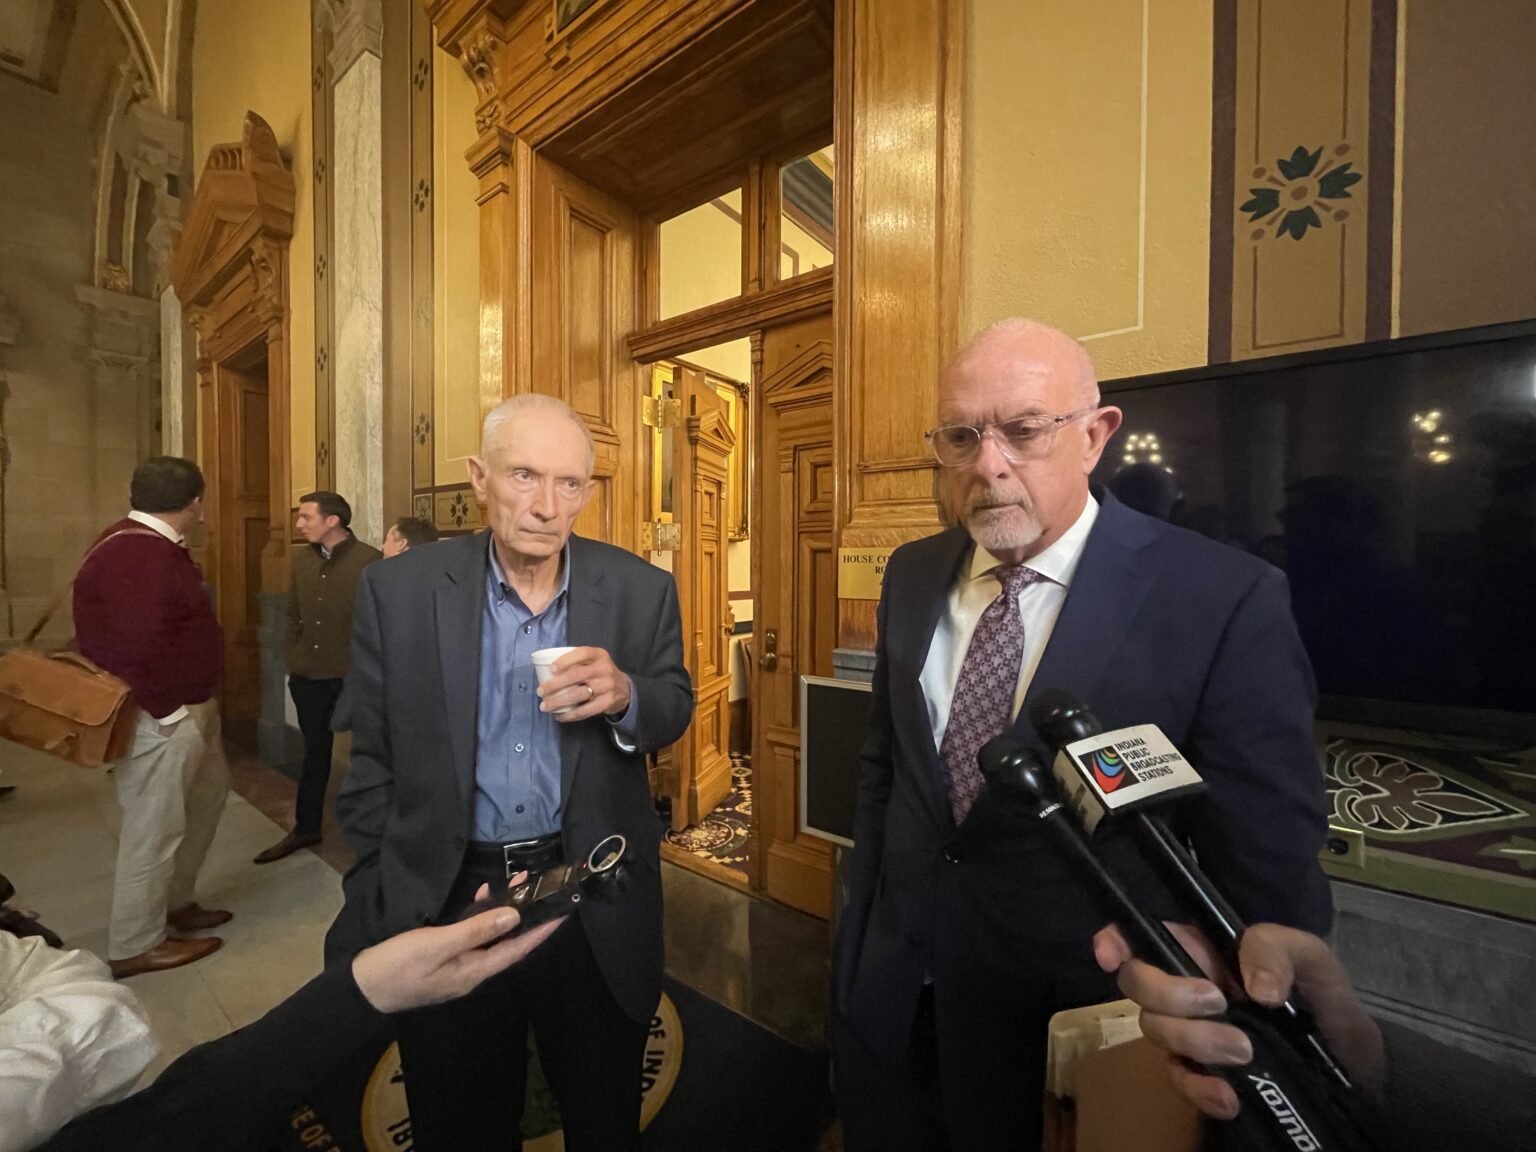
[1094,321,1536,742]
[799,675,871,846]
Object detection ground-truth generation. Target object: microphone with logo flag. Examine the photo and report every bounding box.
[972,692,1378,1151]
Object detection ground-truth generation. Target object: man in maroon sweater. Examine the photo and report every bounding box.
[74,456,232,978]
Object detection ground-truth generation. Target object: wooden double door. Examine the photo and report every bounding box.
[657,313,836,918]
[525,154,838,918]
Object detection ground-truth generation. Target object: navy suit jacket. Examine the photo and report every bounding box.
[835,490,1333,1054]
[325,532,693,1023]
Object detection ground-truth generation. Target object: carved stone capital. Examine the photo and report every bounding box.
[123,102,185,187]
[146,209,182,291]
[88,349,151,377]
[320,0,383,77]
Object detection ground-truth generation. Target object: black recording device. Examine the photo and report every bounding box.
[461,833,630,934]
[980,710,1377,1152]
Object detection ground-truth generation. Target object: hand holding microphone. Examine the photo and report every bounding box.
[1092,921,1387,1120]
[1028,689,1351,1088]
[980,692,1379,1150]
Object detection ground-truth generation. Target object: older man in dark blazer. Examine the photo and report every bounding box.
[326,394,692,1151]
[833,319,1333,1151]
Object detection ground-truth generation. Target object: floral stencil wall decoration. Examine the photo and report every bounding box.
[1241,144,1363,241]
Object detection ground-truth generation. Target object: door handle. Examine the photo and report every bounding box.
[759,628,779,671]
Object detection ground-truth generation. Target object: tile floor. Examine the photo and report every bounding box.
[0,733,832,1090]
[0,740,342,1084]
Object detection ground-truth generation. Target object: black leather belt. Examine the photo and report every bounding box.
[465,832,563,879]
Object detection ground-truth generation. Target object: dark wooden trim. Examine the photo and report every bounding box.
[626,266,832,362]
[382,0,414,525]
[1102,318,1536,394]
[1365,0,1399,341]
[1207,0,1238,365]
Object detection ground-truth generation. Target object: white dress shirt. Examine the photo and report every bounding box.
[125,511,191,727]
[919,495,1100,752]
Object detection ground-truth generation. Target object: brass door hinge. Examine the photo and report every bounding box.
[640,521,682,551]
[642,396,682,428]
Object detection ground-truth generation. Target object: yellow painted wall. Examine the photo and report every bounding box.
[191,0,315,505]
[1397,0,1536,336]
[432,43,482,479]
[659,189,743,320]
[780,214,831,280]
[680,337,751,390]
[962,0,1213,380]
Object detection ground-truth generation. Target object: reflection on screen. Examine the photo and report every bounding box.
[1096,332,1536,721]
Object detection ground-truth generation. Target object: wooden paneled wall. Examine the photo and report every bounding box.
[425,0,962,622]
[531,159,641,551]
[834,0,963,649]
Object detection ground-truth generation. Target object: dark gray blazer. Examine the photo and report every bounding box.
[324,531,693,1022]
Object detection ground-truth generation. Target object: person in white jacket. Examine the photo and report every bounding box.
[0,932,157,1152]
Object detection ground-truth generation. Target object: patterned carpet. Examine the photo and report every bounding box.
[664,753,753,880]
[1320,730,1536,921]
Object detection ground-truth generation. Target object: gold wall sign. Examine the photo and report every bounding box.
[838,548,892,601]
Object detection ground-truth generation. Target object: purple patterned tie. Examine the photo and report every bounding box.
[941,564,1040,824]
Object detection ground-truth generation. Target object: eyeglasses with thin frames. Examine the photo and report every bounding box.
[925,407,1098,467]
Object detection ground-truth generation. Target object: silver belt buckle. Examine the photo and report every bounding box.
[502,839,540,880]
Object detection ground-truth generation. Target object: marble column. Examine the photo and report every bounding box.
[159,288,186,456]
[328,0,385,547]
[127,101,187,460]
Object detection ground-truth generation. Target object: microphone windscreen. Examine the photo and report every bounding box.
[1029,688,1101,746]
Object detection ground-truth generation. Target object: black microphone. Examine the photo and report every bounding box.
[1029,690,1252,966]
[977,736,1205,980]
[978,736,1371,1152]
[1028,690,1350,1090]
[981,733,1377,1151]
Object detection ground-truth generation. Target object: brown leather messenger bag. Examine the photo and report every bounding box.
[0,528,162,767]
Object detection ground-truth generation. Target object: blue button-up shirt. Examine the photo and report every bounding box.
[473,540,571,841]
[472,538,642,842]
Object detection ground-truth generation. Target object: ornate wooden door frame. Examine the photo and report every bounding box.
[170,111,295,600]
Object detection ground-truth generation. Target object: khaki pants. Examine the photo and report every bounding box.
[108,700,229,960]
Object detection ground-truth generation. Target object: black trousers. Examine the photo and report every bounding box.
[834,956,1118,1152]
[288,675,343,837]
[393,863,649,1152]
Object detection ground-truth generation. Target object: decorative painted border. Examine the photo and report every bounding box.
[311,1,337,488]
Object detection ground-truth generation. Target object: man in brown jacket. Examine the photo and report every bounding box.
[255,491,381,863]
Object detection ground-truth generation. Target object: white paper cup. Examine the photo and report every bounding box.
[531,646,577,712]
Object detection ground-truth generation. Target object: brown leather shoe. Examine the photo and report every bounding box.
[167,902,233,932]
[252,831,322,864]
[109,936,223,979]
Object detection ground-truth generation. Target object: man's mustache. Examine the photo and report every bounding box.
[963,487,1032,515]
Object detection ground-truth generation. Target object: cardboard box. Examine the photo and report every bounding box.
[1045,1000,1203,1152]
